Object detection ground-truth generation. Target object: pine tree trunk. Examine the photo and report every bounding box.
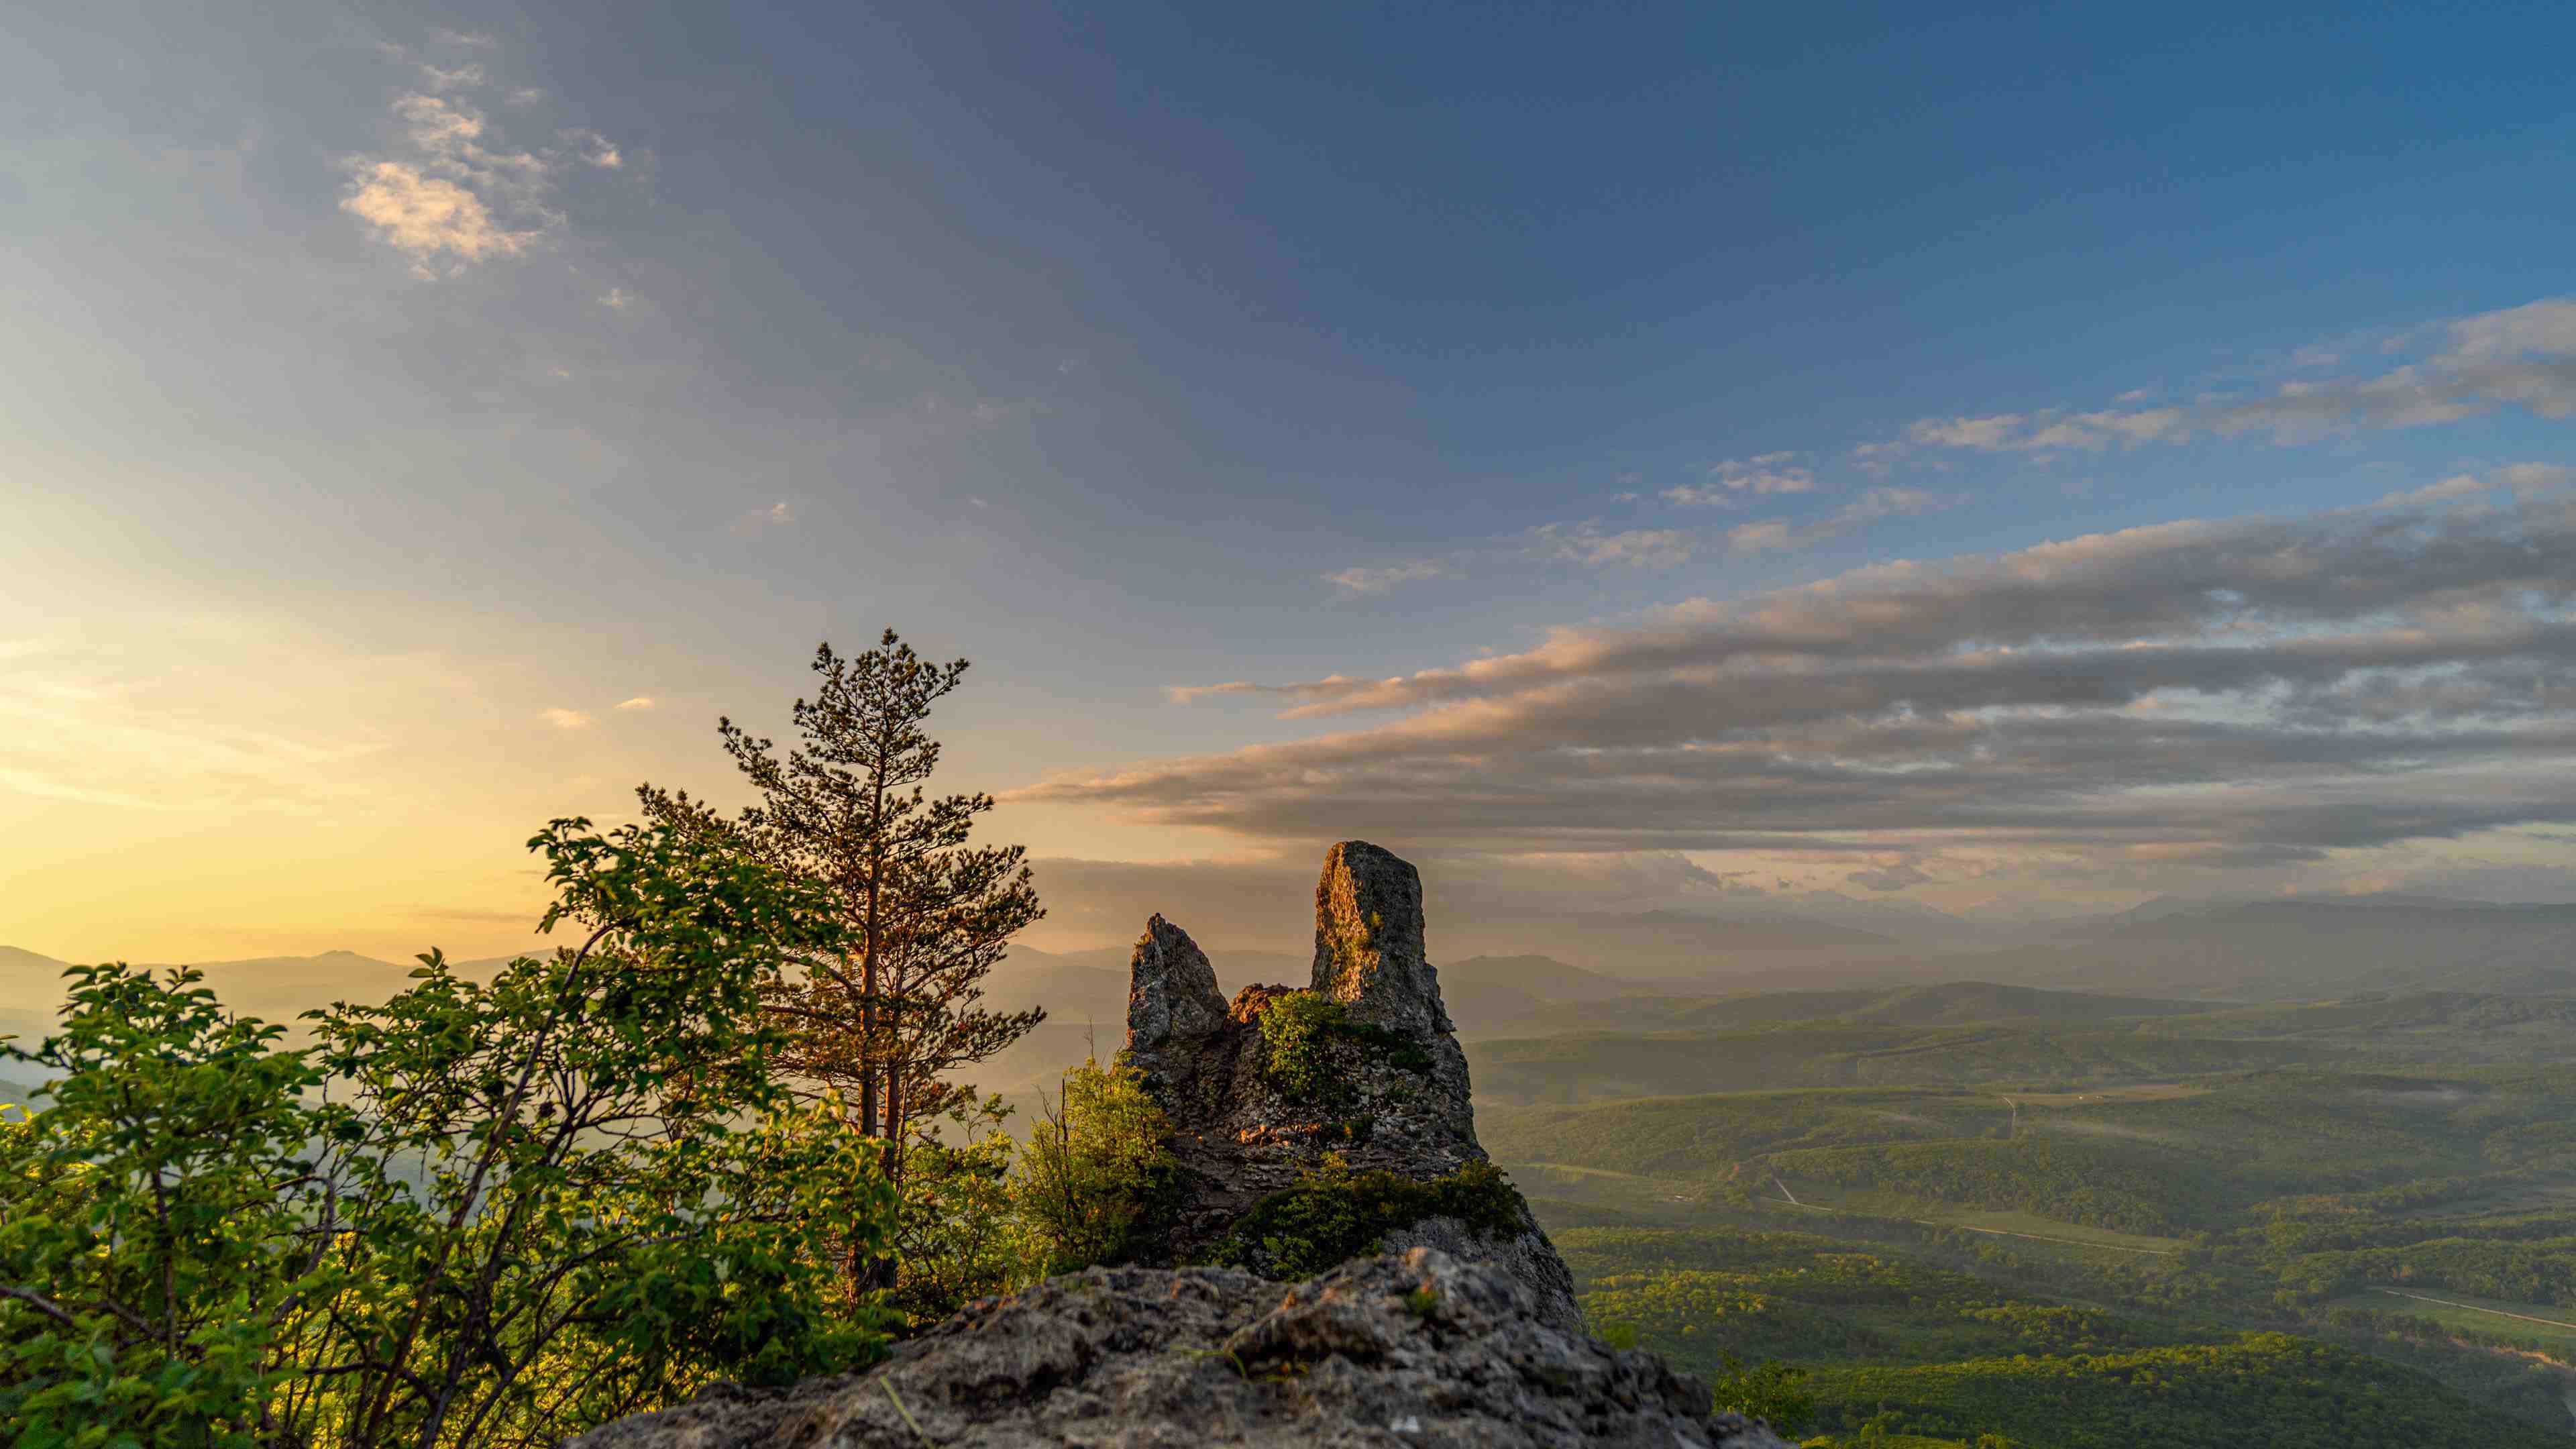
[857,770,893,1294]
[885,1069,906,1186]
[866,1065,905,1293]
[859,777,884,1140]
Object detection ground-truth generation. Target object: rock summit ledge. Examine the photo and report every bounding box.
[570,1247,1791,1448]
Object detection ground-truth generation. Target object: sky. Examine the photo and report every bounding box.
[5,1,2576,963]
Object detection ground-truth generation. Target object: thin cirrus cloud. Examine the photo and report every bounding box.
[1664,453,1818,506]
[1534,522,1697,569]
[543,700,657,726]
[1859,297,2576,463]
[418,63,484,93]
[1016,470,2576,883]
[1324,465,1943,596]
[1326,523,1701,593]
[337,54,620,279]
[1325,559,1447,593]
[1,653,392,816]
[1725,486,1950,553]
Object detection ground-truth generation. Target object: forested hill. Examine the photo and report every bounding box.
[1558,1223,2571,1448]
[1497,1037,2576,1440]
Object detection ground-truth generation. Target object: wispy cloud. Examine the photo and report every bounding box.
[339,60,619,279]
[342,89,553,276]
[1727,486,1953,553]
[419,62,484,93]
[1018,472,2576,879]
[614,696,655,711]
[1856,297,2576,466]
[564,128,622,169]
[2371,473,2493,509]
[1665,455,1818,506]
[1326,559,1446,593]
[1535,523,1697,569]
[0,645,391,816]
[538,707,592,730]
[1324,482,1944,594]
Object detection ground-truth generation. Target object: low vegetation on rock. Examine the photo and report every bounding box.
[1209,1155,1528,1280]
[1253,988,1433,1108]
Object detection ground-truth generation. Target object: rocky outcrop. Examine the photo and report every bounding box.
[569,1247,1793,1449]
[1124,842,1580,1331]
[568,843,1786,1448]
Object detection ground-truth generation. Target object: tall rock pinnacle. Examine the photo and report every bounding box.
[1311,841,1454,1037]
[1126,913,1228,1072]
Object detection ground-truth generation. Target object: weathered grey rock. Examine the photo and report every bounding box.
[1126,842,1580,1332]
[1312,841,1451,1038]
[1127,914,1230,1072]
[566,1248,1794,1449]
[1379,1214,1579,1326]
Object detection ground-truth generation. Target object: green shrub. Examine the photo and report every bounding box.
[1709,1350,1817,1436]
[1209,1155,1527,1280]
[1257,992,1433,1109]
[1018,1058,1181,1272]
[0,818,899,1449]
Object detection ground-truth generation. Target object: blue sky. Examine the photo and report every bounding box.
[5,1,2575,957]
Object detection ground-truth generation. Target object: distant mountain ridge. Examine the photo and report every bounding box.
[18,881,2576,1063]
[0,947,518,1034]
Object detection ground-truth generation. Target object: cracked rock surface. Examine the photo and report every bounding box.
[566,1248,1793,1449]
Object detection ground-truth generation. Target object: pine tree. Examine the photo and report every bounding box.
[640,631,1044,1286]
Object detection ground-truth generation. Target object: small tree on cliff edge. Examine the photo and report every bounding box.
[640,633,1044,1227]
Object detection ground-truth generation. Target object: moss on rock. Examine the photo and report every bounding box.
[1207,1156,1529,1281]
[1255,991,1433,1110]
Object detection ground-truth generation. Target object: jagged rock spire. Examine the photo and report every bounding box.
[1311,840,1453,1038]
[1127,913,1228,1057]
